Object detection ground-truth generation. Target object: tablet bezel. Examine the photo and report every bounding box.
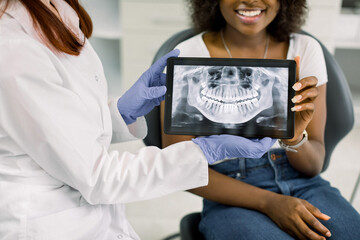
[164,57,296,139]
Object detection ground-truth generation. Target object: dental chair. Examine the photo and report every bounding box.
[143,29,355,240]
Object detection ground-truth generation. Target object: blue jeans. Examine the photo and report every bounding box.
[199,148,360,240]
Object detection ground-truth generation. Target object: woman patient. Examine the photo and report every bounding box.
[160,0,360,239]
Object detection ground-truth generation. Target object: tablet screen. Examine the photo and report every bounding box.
[164,57,296,139]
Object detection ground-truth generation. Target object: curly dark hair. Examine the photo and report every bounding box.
[186,0,308,42]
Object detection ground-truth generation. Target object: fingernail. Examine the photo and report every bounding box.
[293,82,301,91]
[326,231,331,237]
[291,95,302,103]
[291,106,301,112]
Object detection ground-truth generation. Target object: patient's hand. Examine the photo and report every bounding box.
[286,56,320,145]
[264,194,331,240]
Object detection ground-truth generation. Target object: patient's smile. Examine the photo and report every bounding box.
[235,8,265,24]
[236,9,262,17]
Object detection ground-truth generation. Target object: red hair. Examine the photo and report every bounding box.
[1,0,93,55]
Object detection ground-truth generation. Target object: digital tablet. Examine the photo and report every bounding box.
[164,57,296,139]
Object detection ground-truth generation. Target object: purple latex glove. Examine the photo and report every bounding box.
[117,49,180,125]
[192,135,276,164]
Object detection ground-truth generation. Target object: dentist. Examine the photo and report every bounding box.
[0,0,274,239]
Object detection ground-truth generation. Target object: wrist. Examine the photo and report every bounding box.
[278,130,308,152]
[117,98,136,125]
[120,113,136,125]
[281,135,303,146]
[257,191,280,214]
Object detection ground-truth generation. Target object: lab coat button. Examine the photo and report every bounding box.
[95,75,99,82]
[117,234,123,239]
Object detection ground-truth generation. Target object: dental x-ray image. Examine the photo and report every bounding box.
[164,58,296,138]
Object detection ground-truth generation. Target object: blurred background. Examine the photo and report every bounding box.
[82,0,360,239]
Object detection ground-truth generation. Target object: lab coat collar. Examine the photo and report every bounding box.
[3,1,38,39]
[51,0,83,39]
[4,0,83,41]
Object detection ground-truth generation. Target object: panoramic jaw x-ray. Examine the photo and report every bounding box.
[172,65,287,123]
[165,58,295,138]
[186,66,278,124]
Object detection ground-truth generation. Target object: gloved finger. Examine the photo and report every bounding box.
[223,134,259,143]
[209,134,250,144]
[192,137,217,164]
[160,73,166,86]
[249,138,260,142]
[246,137,276,158]
[151,49,180,74]
[142,86,167,99]
[259,137,277,148]
[159,93,166,102]
[211,134,238,139]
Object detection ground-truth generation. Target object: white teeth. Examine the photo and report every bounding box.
[237,10,261,17]
[201,96,260,115]
[240,88,246,96]
[252,90,259,98]
[201,89,206,96]
[245,90,251,99]
[219,104,224,113]
[215,88,220,96]
[226,90,230,100]
[253,83,261,91]
[200,86,260,106]
[225,105,231,113]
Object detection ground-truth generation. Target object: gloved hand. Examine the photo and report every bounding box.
[192,135,276,164]
[117,49,180,125]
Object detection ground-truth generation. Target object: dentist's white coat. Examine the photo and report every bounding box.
[0,1,208,239]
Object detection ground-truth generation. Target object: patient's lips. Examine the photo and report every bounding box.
[186,66,275,124]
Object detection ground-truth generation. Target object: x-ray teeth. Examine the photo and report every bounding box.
[171,64,288,128]
[184,66,277,123]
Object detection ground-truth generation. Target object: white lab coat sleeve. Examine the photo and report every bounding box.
[108,97,148,143]
[0,40,208,204]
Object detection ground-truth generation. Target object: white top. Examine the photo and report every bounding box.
[174,32,328,150]
[0,1,208,239]
[175,32,328,86]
